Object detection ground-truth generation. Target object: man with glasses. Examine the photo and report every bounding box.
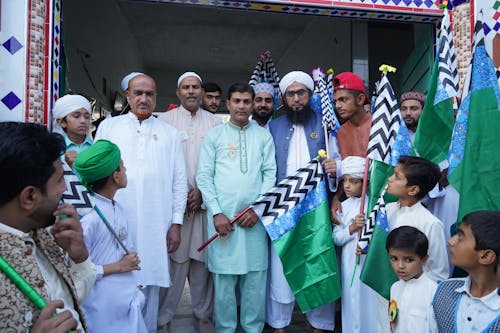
[267,71,336,333]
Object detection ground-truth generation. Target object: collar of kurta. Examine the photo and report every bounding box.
[455,277,500,310]
[178,105,202,118]
[227,120,251,130]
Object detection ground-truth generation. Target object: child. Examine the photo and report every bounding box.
[386,226,437,333]
[429,210,500,332]
[53,94,93,167]
[333,156,376,333]
[376,156,449,333]
[74,140,147,333]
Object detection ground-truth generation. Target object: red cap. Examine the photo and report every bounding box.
[333,72,370,104]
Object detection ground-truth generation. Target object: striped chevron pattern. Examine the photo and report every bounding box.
[358,189,388,250]
[437,9,459,106]
[366,73,401,164]
[251,160,322,241]
[61,161,94,216]
[249,51,282,102]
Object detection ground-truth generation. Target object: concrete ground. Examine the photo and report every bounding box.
[169,282,339,333]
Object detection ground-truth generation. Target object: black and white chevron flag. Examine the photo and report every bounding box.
[358,188,388,250]
[438,9,459,106]
[366,73,401,164]
[61,161,94,216]
[249,51,282,102]
[251,160,322,240]
[312,68,337,132]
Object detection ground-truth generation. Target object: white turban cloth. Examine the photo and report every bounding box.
[52,94,92,135]
[253,82,275,96]
[279,71,314,94]
[177,71,202,88]
[341,156,366,179]
[121,72,144,91]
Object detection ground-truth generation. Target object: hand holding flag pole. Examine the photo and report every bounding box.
[197,206,252,252]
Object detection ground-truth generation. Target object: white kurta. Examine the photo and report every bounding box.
[333,196,376,333]
[376,201,449,333]
[81,194,147,333]
[95,112,188,287]
[389,273,437,333]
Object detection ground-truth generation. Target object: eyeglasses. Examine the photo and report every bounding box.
[285,89,308,98]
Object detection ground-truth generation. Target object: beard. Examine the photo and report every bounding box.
[252,108,272,124]
[284,104,313,125]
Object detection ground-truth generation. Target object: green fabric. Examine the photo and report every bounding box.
[273,199,341,312]
[448,86,500,222]
[360,160,398,300]
[74,139,121,185]
[413,60,455,165]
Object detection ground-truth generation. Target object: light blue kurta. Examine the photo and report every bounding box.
[196,121,276,274]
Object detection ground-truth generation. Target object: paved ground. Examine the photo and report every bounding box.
[169,282,339,333]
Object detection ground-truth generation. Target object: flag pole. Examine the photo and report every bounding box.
[354,156,371,267]
[323,125,330,158]
[197,206,252,252]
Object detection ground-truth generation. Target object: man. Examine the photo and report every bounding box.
[196,83,276,333]
[157,72,221,333]
[330,72,371,222]
[251,82,275,128]
[267,71,337,333]
[94,73,188,333]
[400,90,425,143]
[202,82,223,114]
[0,122,96,332]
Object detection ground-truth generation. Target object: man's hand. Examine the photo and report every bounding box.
[64,150,78,169]
[167,224,181,253]
[30,300,77,333]
[236,209,259,228]
[322,158,337,177]
[186,188,203,214]
[330,196,343,225]
[51,204,89,264]
[213,214,233,236]
[118,252,141,273]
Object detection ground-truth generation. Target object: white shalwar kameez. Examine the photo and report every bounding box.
[333,196,376,333]
[81,194,147,333]
[95,112,187,332]
[266,124,335,330]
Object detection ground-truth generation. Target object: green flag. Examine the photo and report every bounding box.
[447,41,500,222]
[252,160,341,312]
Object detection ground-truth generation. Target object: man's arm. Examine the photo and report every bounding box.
[259,131,277,195]
[196,132,223,216]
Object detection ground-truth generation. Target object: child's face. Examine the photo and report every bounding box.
[343,175,363,198]
[60,109,90,139]
[388,247,427,281]
[114,160,127,189]
[448,223,478,270]
[387,164,412,198]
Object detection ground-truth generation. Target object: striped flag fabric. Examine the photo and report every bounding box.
[61,161,95,217]
[251,160,341,312]
[249,51,282,106]
[437,9,459,107]
[312,68,340,134]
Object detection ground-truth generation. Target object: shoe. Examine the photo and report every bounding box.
[196,318,215,333]
[157,322,170,333]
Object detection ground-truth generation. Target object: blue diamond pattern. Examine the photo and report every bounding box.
[1,92,22,110]
[424,0,433,7]
[2,36,23,55]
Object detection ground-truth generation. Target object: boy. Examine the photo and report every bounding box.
[376,156,449,333]
[74,140,147,333]
[386,226,437,333]
[333,156,376,333]
[52,94,93,167]
[429,210,500,332]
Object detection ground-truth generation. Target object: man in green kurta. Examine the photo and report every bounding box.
[196,83,276,333]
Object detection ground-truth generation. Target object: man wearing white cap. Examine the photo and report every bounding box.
[95,73,188,333]
[251,82,275,128]
[157,72,221,333]
[52,94,93,168]
[267,71,337,333]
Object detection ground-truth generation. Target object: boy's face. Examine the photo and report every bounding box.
[343,174,363,198]
[334,89,363,121]
[114,160,127,189]
[59,109,90,139]
[387,164,418,199]
[388,247,427,281]
[448,223,478,270]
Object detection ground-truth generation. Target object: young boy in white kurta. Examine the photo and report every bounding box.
[376,156,449,333]
[333,156,377,333]
[74,140,147,333]
[386,226,437,333]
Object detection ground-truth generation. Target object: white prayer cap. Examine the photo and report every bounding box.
[177,71,202,87]
[253,82,275,96]
[279,71,314,94]
[52,94,91,134]
[341,156,366,179]
[121,72,144,91]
